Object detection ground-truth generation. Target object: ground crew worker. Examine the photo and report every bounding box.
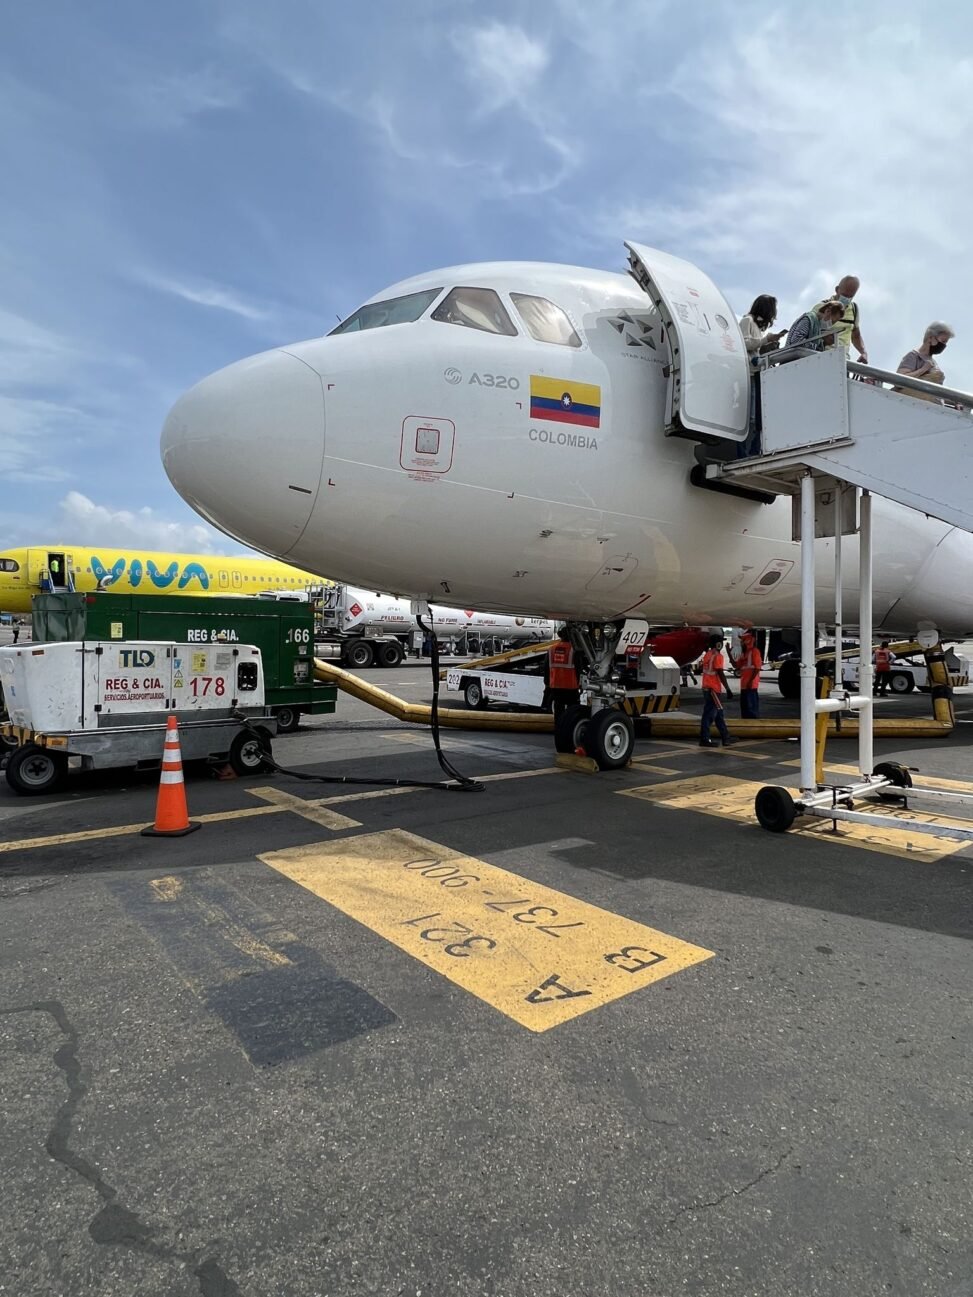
[698,634,738,747]
[733,630,763,718]
[12,621,20,644]
[873,640,894,695]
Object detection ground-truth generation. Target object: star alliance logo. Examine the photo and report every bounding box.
[607,311,658,350]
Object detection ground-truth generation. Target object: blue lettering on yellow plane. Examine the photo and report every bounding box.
[88,556,213,590]
[147,560,179,588]
[177,562,209,590]
[91,556,126,587]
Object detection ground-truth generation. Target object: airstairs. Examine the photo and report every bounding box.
[707,345,973,532]
[625,239,973,841]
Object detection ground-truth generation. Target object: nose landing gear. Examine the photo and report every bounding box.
[556,620,637,770]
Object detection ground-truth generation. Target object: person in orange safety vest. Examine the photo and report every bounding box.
[733,630,763,719]
[698,634,738,747]
[873,640,895,695]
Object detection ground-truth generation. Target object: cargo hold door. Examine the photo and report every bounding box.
[625,242,750,443]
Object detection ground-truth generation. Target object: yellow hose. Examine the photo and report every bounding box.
[315,658,954,740]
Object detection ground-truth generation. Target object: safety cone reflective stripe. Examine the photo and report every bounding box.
[141,715,201,838]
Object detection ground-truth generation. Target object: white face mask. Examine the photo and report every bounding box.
[837,293,853,306]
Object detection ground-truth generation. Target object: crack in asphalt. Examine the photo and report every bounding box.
[666,1146,793,1226]
[2,1000,242,1296]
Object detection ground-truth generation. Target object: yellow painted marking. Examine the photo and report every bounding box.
[0,767,563,854]
[247,786,362,830]
[259,829,713,1032]
[627,762,682,775]
[691,744,771,760]
[620,775,969,863]
[149,875,184,901]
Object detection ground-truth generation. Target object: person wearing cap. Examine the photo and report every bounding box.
[895,322,955,402]
[785,298,846,353]
[733,630,763,719]
[698,634,738,747]
[816,275,868,362]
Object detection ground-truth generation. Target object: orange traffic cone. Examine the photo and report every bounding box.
[141,716,201,837]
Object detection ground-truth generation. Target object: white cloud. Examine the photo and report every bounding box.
[134,269,271,321]
[50,491,235,553]
[459,22,550,112]
[585,7,973,377]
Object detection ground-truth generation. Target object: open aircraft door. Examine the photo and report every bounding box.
[625,242,750,443]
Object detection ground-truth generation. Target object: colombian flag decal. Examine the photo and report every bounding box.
[530,375,601,428]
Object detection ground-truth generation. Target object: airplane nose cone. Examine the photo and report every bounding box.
[161,349,325,556]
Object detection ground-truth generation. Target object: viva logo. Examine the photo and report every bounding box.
[90,557,210,591]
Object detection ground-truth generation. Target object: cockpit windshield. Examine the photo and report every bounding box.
[329,288,443,335]
[431,287,518,336]
[0,558,20,572]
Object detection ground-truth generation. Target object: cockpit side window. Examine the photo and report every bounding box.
[431,287,518,337]
[329,288,443,335]
[0,558,20,572]
[510,293,582,348]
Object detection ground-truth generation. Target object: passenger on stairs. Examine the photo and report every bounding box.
[895,322,954,402]
[817,276,868,363]
[739,296,786,355]
[785,299,845,353]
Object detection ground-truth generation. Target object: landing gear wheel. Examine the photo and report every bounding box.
[228,728,273,777]
[377,640,404,668]
[344,640,374,669]
[583,708,635,770]
[777,658,800,700]
[755,784,798,833]
[554,703,591,754]
[463,678,489,710]
[274,706,300,733]
[888,671,914,694]
[5,744,67,796]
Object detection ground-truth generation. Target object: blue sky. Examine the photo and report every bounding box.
[3,0,971,553]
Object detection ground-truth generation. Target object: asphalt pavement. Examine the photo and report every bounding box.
[1,660,971,1296]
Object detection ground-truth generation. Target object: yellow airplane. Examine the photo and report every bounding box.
[0,545,327,615]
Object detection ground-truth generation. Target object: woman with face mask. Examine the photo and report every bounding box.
[895,322,955,402]
[739,295,786,355]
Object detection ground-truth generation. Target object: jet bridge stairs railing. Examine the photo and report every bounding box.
[703,344,973,839]
[705,344,973,532]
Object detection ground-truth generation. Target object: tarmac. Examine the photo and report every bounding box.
[1,651,971,1297]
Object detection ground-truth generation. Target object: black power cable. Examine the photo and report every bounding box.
[416,612,482,790]
[232,612,481,792]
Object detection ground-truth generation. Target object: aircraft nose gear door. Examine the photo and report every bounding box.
[625,241,750,444]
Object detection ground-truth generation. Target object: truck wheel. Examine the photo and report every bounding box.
[228,729,273,777]
[583,708,635,770]
[754,785,797,833]
[344,640,374,669]
[5,744,66,796]
[377,641,404,668]
[888,671,914,694]
[274,706,301,733]
[777,658,800,699]
[463,678,489,710]
[554,703,591,754]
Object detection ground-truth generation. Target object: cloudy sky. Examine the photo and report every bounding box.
[2,0,970,553]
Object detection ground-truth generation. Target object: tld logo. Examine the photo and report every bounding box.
[119,649,155,668]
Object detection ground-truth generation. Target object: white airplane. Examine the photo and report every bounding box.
[161,243,973,766]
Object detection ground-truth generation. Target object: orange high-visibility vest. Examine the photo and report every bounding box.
[700,649,724,692]
[548,641,578,691]
[736,645,763,690]
[874,647,892,671]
